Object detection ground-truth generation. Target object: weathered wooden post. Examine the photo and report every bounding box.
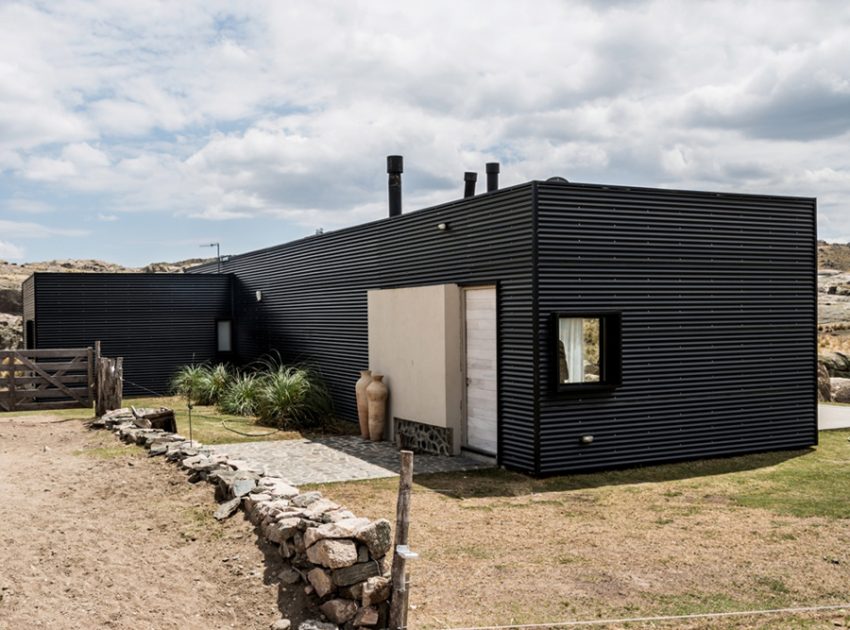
[92,341,101,407]
[388,450,414,630]
[95,355,123,417]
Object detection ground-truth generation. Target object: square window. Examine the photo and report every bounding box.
[552,312,621,391]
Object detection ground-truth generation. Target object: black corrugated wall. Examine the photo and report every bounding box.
[191,185,538,473]
[21,276,35,347]
[534,181,817,474]
[32,273,232,396]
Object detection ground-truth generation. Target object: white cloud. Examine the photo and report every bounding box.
[0,219,88,238]
[0,0,849,246]
[97,213,118,222]
[0,240,25,259]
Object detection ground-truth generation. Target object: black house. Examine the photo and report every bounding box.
[22,161,817,476]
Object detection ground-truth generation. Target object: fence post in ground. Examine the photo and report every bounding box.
[95,356,123,417]
[388,450,414,630]
[92,341,101,407]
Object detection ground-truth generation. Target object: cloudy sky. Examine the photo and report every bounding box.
[1,1,848,265]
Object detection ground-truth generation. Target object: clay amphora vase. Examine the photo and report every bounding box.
[366,374,389,442]
[355,370,373,439]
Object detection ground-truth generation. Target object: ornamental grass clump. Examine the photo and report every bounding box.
[170,363,210,401]
[170,363,233,405]
[218,372,265,416]
[257,366,332,429]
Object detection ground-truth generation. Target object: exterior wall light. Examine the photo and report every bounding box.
[437,223,448,231]
[581,435,594,444]
[255,290,263,302]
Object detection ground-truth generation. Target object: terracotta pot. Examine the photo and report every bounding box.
[355,370,373,439]
[366,374,389,442]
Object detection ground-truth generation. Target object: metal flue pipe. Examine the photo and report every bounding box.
[387,155,403,217]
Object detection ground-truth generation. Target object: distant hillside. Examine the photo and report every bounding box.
[818,241,850,271]
[0,257,212,349]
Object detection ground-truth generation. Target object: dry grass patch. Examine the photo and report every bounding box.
[306,431,850,629]
[0,394,358,445]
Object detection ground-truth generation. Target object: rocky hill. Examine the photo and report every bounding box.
[819,241,850,271]
[0,258,212,349]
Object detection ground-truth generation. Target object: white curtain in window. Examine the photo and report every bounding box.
[559,318,584,383]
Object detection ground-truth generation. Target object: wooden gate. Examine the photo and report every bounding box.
[0,348,94,412]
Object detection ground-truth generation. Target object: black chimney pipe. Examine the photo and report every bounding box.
[387,155,403,217]
[464,172,477,198]
[486,162,500,192]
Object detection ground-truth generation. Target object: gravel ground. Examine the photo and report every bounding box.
[0,413,308,630]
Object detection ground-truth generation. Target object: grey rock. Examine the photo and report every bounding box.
[361,575,391,607]
[270,620,291,630]
[307,567,334,598]
[291,491,323,507]
[232,476,257,498]
[298,621,337,630]
[319,599,358,625]
[303,518,371,548]
[353,606,379,627]
[278,566,301,585]
[214,497,242,521]
[832,377,850,403]
[355,519,392,559]
[306,539,358,569]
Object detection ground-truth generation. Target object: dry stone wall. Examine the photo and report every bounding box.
[94,409,395,629]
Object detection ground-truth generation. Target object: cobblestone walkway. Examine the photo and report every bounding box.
[213,436,492,485]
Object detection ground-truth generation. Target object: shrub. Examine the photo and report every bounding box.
[170,363,232,405]
[219,372,265,416]
[257,366,332,429]
[198,363,233,405]
[170,364,210,401]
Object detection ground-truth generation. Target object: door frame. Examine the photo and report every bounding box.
[461,283,499,458]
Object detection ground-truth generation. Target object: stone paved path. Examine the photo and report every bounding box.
[213,436,492,485]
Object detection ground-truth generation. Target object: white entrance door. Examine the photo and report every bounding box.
[464,286,498,455]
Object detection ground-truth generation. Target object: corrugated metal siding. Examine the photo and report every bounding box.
[22,275,35,347]
[190,185,538,472]
[535,181,817,475]
[33,273,232,396]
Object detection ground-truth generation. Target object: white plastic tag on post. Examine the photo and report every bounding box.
[396,545,419,560]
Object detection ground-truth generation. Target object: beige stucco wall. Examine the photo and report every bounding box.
[367,284,463,454]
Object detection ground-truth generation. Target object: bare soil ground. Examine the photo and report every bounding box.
[311,433,850,630]
[0,413,307,630]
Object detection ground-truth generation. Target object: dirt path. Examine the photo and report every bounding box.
[0,414,304,629]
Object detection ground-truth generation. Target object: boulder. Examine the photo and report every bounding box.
[306,539,358,569]
[361,576,391,607]
[355,519,392,559]
[307,567,334,598]
[319,599,358,625]
[821,352,850,377]
[831,377,850,403]
[818,362,832,402]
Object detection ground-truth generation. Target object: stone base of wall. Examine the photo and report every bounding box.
[395,417,452,456]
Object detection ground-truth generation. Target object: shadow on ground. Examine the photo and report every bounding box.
[409,447,813,499]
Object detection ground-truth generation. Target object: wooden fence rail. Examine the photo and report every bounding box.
[0,347,94,412]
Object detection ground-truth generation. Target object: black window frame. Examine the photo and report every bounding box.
[550,310,622,394]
